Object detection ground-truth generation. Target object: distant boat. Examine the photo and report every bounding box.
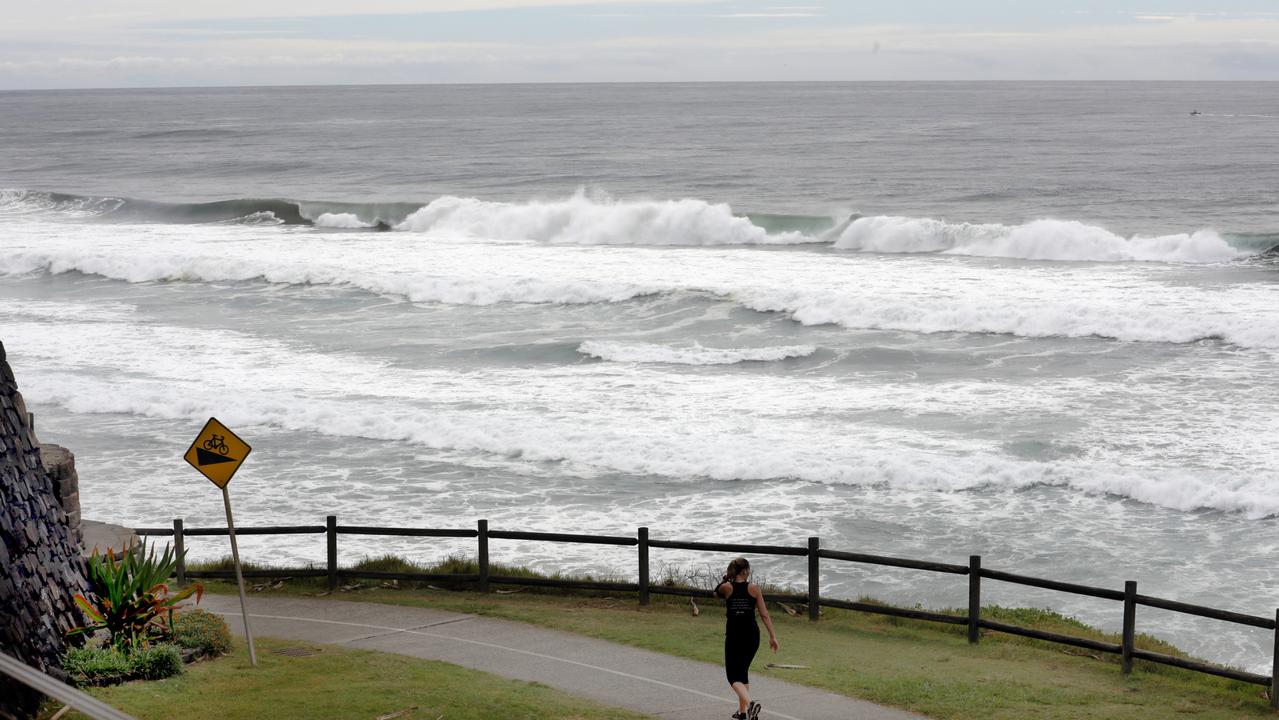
[1190,110,1202,116]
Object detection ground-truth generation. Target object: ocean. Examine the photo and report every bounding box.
[1,82,1276,671]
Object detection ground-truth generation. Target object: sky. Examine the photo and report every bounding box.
[2,1,1279,89]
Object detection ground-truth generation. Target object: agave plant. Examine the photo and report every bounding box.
[68,540,204,651]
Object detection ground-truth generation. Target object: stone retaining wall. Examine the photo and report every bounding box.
[38,445,81,547]
[0,341,89,720]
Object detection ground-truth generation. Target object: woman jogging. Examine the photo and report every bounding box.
[715,557,779,720]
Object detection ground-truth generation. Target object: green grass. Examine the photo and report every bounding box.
[193,553,610,586]
[44,637,645,720]
[188,553,785,595]
[190,555,1274,720]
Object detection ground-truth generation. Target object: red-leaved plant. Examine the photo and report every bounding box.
[68,540,204,651]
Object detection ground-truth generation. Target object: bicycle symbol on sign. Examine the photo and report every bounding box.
[203,434,230,455]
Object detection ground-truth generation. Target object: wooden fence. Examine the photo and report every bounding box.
[135,516,1279,708]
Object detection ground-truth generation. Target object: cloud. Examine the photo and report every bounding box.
[712,13,823,18]
[15,0,727,27]
[2,1,1278,88]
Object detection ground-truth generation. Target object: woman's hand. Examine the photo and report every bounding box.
[769,636,779,652]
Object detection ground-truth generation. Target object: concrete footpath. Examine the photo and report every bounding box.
[201,595,925,720]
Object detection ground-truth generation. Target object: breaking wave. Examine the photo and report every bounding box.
[394,194,814,246]
[0,189,124,218]
[3,188,1276,262]
[314,212,374,229]
[835,216,1248,263]
[229,211,285,226]
[3,232,1277,348]
[578,341,817,365]
[10,252,1275,348]
[734,289,1279,350]
[0,253,656,306]
[0,189,418,227]
[0,189,313,225]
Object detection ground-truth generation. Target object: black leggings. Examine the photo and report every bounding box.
[725,624,760,685]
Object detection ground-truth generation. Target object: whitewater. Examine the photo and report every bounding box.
[1,82,1277,674]
[4,199,1277,349]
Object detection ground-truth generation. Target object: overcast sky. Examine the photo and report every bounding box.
[3,1,1278,89]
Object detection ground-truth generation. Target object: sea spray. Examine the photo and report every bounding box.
[395,193,813,246]
[836,216,1244,263]
[314,212,374,229]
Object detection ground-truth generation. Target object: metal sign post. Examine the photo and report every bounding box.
[220,485,257,666]
[184,417,257,667]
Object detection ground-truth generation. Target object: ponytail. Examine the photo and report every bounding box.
[716,557,751,598]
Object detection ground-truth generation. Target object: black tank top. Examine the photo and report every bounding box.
[724,581,757,628]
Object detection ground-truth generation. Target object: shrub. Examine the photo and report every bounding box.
[63,646,132,686]
[173,608,233,657]
[129,644,184,680]
[63,643,185,685]
[69,540,204,651]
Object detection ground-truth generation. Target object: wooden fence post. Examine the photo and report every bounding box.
[478,519,490,593]
[638,527,650,606]
[1271,608,1278,709]
[173,518,185,586]
[326,515,338,591]
[808,537,820,621]
[1122,581,1137,674]
[967,555,981,644]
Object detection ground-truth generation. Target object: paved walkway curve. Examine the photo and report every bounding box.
[201,595,926,720]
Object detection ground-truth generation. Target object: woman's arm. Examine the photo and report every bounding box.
[716,582,732,599]
[749,583,780,651]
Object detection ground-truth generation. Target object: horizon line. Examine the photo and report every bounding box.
[4,78,1278,93]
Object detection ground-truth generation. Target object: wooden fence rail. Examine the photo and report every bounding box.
[133,516,1279,707]
[0,653,137,720]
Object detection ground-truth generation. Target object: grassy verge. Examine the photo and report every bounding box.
[43,637,645,720]
[189,555,1273,719]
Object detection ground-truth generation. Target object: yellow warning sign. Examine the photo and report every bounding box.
[183,417,252,488]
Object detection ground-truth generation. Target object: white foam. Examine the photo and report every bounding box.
[230,211,284,226]
[12,326,1278,519]
[0,299,136,322]
[578,341,816,365]
[735,286,1279,349]
[835,216,1245,264]
[3,220,1277,349]
[314,212,373,229]
[0,223,657,305]
[2,314,1275,522]
[395,192,811,246]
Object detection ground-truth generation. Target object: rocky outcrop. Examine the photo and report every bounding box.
[0,341,88,720]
